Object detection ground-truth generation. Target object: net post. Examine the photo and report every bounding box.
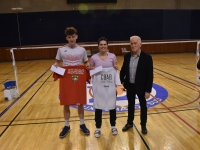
[10,48,20,97]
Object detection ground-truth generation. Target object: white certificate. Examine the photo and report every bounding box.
[89,66,103,76]
[50,65,66,76]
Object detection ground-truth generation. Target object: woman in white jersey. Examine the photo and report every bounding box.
[90,37,119,138]
[54,27,90,138]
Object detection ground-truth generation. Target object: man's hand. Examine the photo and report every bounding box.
[54,62,60,68]
[145,92,150,99]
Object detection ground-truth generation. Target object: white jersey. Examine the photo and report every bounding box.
[56,45,88,66]
[92,67,121,110]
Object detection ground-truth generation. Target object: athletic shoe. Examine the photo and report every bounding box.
[80,124,90,135]
[59,126,70,138]
[112,128,118,135]
[94,130,101,138]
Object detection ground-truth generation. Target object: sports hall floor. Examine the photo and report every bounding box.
[0,53,200,150]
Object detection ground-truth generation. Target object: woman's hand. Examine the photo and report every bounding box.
[113,64,119,70]
[85,62,91,70]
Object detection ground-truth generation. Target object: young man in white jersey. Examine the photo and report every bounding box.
[54,27,90,138]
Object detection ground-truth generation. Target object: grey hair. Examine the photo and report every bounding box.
[130,36,141,43]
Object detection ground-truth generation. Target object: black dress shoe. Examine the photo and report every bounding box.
[141,126,147,134]
[122,124,133,131]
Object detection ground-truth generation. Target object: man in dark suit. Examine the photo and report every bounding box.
[120,36,153,134]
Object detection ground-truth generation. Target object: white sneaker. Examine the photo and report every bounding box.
[94,130,101,138]
[112,128,118,135]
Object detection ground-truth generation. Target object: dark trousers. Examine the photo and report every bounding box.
[95,109,116,128]
[126,83,147,127]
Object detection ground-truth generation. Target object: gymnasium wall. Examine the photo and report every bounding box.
[1,0,200,13]
[0,0,200,61]
[0,9,200,47]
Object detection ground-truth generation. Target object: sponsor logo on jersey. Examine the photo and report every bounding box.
[72,75,79,82]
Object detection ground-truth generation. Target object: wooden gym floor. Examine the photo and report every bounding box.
[0,53,200,150]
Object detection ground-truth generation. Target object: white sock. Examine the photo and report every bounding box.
[65,120,69,127]
[96,128,101,131]
[80,119,84,125]
[111,126,116,129]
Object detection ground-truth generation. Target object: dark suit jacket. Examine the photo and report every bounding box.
[120,51,153,95]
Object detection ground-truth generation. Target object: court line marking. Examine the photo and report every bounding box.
[0,107,197,127]
[3,61,36,75]
[153,69,200,134]
[0,72,52,137]
[152,94,200,135]
[18,61,41,73]
[0,68,50,118]
[152,68,200,135]
[1,63,199,142]
[107,70,199,112]
[0,79,9,84]
[150,71,200,109]
[132,123,150,150]
[154,68,200,87]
